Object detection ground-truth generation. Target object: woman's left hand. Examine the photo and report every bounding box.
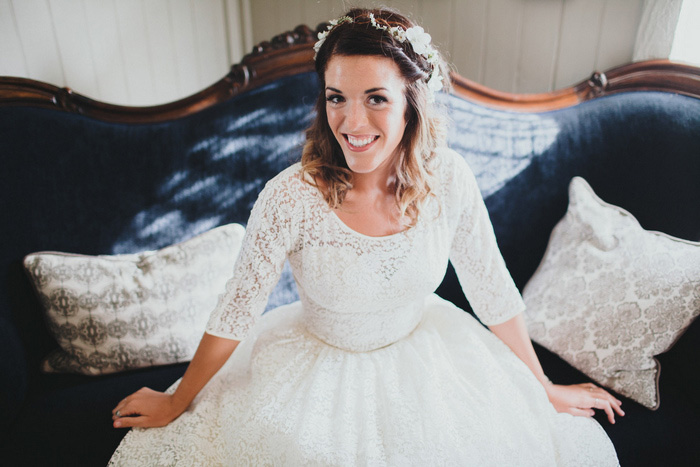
[544,382,624,424]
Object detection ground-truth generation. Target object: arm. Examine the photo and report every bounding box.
[447,153,623,423]
[113,171,301,428]
[112,333,239,428]
[490,313,624,424]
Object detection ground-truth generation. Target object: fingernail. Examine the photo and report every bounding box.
[114,421,121,428]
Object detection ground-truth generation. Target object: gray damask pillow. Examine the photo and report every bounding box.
[24,223,245,375]
[523,177,700,409]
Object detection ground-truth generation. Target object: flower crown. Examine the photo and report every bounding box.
[313,14,444,96]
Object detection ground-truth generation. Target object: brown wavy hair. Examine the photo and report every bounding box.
[301,7,448,226]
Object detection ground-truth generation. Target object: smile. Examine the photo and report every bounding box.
[344,134,379,150]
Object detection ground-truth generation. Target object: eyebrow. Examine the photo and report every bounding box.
[325,87,388,94]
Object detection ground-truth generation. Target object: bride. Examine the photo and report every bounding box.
[109,8,622,465]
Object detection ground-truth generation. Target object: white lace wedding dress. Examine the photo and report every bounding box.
[109,148,618,466]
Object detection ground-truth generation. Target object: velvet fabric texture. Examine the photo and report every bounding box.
[2,71,699,465]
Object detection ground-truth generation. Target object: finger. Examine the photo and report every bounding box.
[590,397,617,424]
[589,389,625,416]
[600,399,616,424]
[113,414,148,429]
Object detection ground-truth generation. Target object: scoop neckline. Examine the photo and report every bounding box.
[328,207,416,240]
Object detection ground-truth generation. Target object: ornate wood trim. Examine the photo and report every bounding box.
[1,23,699,121]
[0,25,320,124]
[450,60,700,112]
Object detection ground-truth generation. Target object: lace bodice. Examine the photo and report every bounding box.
[206,148,525,351]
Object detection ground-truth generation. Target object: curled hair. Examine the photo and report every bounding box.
[301,7,449,226]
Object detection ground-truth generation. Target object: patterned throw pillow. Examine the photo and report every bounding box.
[523,177,700,409]
[24,223,245,375]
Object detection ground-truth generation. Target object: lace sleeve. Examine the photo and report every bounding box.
[448,158,525,326]
[205,171,301,340]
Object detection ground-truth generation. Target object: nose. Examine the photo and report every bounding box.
[344,101,368,131]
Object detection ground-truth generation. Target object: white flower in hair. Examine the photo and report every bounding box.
[405,26,432,56]
[427,70,443,93]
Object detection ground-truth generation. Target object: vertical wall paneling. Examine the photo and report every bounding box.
[554,0,606,90]
[144,0,179,104]
[303,0,335,27]
[48,0,98,97]
[192,0,229,92]
[596,0,643,72]
[251,0,281,43]
[12,0,65,86]
[516,0,563,94]
[240,0,254,54]
[0,0,28,77]
[114,0,155,104]
[417,0,452,64]
[83,0,130,104]
[389,0,422,21]
[1,0,648,104]
[671,0,700,66]
[633,0,682,61]
[169,0,201,100]
[450,0,487,84]
[277,0,305,35]
[224,0,245,64]
[483,0,524,93]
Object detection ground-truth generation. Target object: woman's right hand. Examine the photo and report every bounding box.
[112,387,186,428]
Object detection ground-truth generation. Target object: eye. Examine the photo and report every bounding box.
[325,94,344,105]
[368,95,388,105]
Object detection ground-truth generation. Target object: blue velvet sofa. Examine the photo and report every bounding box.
[2,25,699,466]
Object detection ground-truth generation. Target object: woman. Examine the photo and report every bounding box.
[110,8,622,465]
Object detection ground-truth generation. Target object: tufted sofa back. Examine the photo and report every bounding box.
[2,69,700,431]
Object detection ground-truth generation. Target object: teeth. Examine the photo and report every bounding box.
[347,135,376,147]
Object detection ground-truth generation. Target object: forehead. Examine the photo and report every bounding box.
[324,55,406,93]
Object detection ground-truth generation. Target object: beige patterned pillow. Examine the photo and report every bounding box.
[24,223,245,375]
[523,177,700,409]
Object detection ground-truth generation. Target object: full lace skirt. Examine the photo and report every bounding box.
[109,295,618,466]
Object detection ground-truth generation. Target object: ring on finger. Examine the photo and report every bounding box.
[116,410,122,418]
[593,398,599,409]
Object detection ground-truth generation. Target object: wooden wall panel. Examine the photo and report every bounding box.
[554,0,606,90]
[450,0,488,84]
[115,0,155,104]
[224,0,246,62]
[169,0,202,98]
[49,0,98,96]
[597,0,644,72]
[483,0,524,93]
[83,0,130,104]
[12,0,65,86]
[143,0,179,104]
[1,0,648,104]
[0,0,28,76]
[516,0,563,94]
[192,0,229,92]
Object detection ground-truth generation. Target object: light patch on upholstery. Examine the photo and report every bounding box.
[442,95,560,197]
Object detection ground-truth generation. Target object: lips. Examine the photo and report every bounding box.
[344,134,379,150]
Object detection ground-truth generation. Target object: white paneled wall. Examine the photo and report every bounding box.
[249,0,644,94]
[1,0,646,105]
[0,0,238,105]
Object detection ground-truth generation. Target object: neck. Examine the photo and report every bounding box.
[348,154,398,197]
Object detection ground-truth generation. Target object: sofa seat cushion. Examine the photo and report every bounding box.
[7,363,187,466]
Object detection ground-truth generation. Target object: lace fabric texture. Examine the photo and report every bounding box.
[110,148,618,466]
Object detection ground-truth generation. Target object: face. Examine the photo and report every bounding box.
[324,55,408,176]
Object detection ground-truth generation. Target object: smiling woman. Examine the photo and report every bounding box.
[108,8,621,466]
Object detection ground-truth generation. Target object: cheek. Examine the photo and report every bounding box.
[326,107,341,131]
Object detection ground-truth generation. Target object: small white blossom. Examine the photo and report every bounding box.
[427,71,443,93]
[406,26,432,56]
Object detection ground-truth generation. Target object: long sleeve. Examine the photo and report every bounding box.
[205,169,301,340]
[448,155,525,326]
